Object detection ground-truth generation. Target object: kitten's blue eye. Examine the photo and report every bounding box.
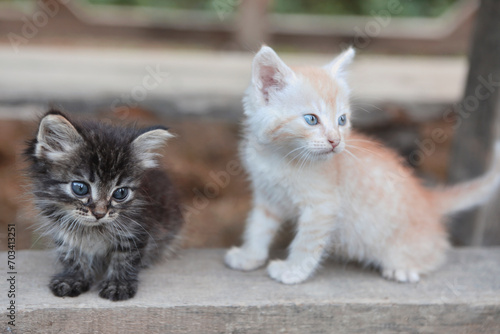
[304,114,319,125]
[112,188,129,201]
[71,181,89,196]
[338,114,347,126]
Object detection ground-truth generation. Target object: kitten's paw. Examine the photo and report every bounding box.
[225,247,267,271]
[267,260,310,284]
[49,275,91,297]
[382,269,420,283]
[99,279,138,301]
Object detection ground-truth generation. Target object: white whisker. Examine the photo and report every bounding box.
[346,144,382,157]
[343,148,361,162]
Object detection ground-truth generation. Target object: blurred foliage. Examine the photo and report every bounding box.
[1,0,460,17]
[87,0,214,10]
[87,0,459,17]
[273,0,459,17]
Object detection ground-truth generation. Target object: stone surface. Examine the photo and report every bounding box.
[1,248,499,333]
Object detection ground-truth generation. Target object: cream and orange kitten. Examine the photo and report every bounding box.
[225,46,500,284]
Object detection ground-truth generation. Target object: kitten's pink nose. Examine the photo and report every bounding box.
[92,203,108,220]
[93,211,106,220]
[328,139,339,149]
[91,201,108,220]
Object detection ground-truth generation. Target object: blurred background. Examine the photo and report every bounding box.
[0,0,499,251]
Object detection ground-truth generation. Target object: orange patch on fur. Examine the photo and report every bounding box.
[268,116,296,137]
[293,66,339,108]
[258,205,280,222]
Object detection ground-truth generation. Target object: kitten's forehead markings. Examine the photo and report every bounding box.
[295,66,339,110]
[92,182,100,201]
[88,168,96,183]
[102,182,116,201]
[116,174,125,188]
[317,100,331,121]
[114,175,129,188]
[110,175,129,196]
[89,178,107,202]
[313,100,336,132]
[73,170,85,179]
[335,95,348,117]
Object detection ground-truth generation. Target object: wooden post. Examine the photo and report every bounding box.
[235,0,271,51]
[448,0,500,245]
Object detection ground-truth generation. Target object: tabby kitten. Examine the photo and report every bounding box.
[225,46,500,284]
[25,110,183,300]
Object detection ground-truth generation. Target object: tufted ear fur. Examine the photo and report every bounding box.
[35,112,83,161]
[132,128,174,169]
[252,46,296,104]
[324,47,355,80]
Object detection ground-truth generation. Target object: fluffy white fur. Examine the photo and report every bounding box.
[35,114,83,161]
[133,129,175,169]
[225,46,500,284]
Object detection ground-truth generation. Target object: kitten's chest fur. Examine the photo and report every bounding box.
[242,140,337,215]
[54,225,112,257]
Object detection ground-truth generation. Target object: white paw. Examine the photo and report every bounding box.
[382,268,420,283]
[224,247,266,271]
[267,260,310,284]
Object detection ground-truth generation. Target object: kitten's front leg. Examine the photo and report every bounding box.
[267,207,333,284]
[225,203,283,271]
[99,249,142,301]
[50,247,96,297]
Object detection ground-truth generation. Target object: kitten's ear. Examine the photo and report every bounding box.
[35,112,83,161]
[252,46,295,103]
[325,47,355,79]
[132,128,174,169]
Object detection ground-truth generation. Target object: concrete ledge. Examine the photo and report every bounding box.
[1,248,500,333]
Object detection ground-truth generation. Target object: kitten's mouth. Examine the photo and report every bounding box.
[319,146,343,157]
[313,149,336,158]
[78,219,105,227]
[323,148,338,155]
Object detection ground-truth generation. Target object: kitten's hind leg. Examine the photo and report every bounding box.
[225,203,283,271]
[99,249,141,301]
[267,207,332,284]
[378,228,448,283]
[50,248,96,297]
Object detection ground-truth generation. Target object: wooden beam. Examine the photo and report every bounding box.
[448,0,500,245]
[4,248,500,333]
